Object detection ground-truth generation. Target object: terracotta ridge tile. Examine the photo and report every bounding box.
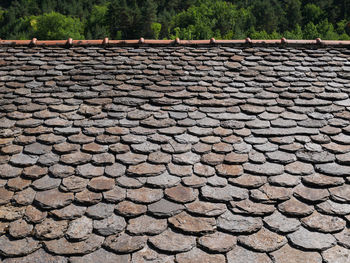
[1,38,350,47]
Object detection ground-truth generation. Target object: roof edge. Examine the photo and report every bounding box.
[1,38,350,47]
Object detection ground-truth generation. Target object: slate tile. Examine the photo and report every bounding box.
[288,227,336,251]
[34,218,68,240]
[44,234,104,255]
[243,162,284,176]
[226,246,272,263]
[0,236,41,257]
[35,188,74,210]
[148,229,195,253]
[75,189,102,205]
[115,200,147,217]
[316,163,350,176]
[322,245,350,263]
[175,247,226,263]
[301,211,346,233]
[270,244,322,263]
[217,210,262,233]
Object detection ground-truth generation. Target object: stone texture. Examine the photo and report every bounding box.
[116,201,147,217]
[66,216,93,241]
[198,231,236,252]
[293,184,329,203]
[322,245,350,263]
[226,246,272,263]
[201,184,248,201]
[148,229,196,253]
[270,244,322,263]
[238,227,287,252]
[263,211,301,233]
[131,246,173,263]
[127,215,167,235]
[278,197,314,217]
[301,211,346,233]
[0,236,41,257]
[34,218,68,239]
[3,42,350,262]
[93,214,126,236]
[44,234,104,255]
[35,189,74,209]
[128,163,166,176]
[168,211,216,234]
[175,248,226,263]
[104,232,146,253]
[288,227,336,251]
[243,162,284,175]
[185,200,226,216]
[9,219,33,238]
[86,203,115,219]
[127,187,163,204]
[335,228,350,248]
[148,199,184,217]
[70,248,130,263]
[217,211,262,233]
[2,249,67,263]
[165,184,197,203]
[230,199,275,216]
[51,204,86,220]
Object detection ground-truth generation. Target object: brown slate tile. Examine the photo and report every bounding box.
[35,188,74,209]
[238,227,287,252]
[69,248,129,263]
[44,234,104,255]
[226,245,272,263]
[270,244,322,263]
[165,184,197,203]
[34,218,68,240]
[278,197,314,217]
[148,229,195,253]
[169,211,216,234]
[176,248,226,263]
[127,215,166,235]
[2,248,67,263]
[288,227,336,251]
[0,236,41,257]
[115,200,147,217]
[301,211,346,233]
[104,232,146,253]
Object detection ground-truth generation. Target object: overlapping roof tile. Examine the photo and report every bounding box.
[0,40,350,262]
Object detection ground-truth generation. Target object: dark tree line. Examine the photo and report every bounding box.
[1,0,350,40]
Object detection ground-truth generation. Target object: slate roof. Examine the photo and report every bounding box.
[0,40,350,262]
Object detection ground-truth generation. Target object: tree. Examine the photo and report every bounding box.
[151,22,162,39]
[169,0,252,40]
[251,0,282,33]
[280,0,302,32]
[33,11,84,39]
[303,21,319,39]
[86,4,109,38]
[107,0,143,39]
[302,3,323,25]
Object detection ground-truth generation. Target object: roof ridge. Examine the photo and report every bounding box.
[1,37,350,47]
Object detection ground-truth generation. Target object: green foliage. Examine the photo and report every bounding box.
[33,11,84,39]
[86,4,109,38]
[284,24,303,39]
[169,0,252,39]
[303,22,319,39]
[303,3,324,24]
[251,0,282,33]
[151,22,162,39]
